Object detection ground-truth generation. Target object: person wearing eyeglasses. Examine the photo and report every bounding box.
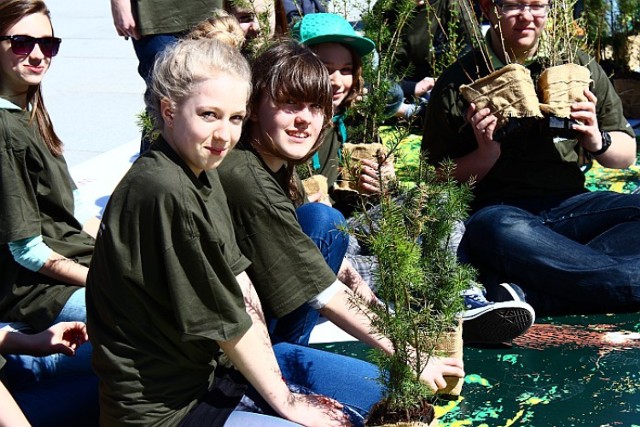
[423,0,640,316]
[0,0,98,423]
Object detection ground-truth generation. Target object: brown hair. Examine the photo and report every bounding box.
[247,40,332,204]
[311,43,364,112]
[186,10,246,49]
[0,0,62,155]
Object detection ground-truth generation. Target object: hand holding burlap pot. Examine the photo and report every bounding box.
[336,143,394,193]
[538,63,591,118]
[459,64,543,128]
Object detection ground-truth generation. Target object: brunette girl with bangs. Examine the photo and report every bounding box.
[217,41,464,419]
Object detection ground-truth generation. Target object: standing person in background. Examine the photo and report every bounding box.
[0,0,97,423]
[109,0,223,80]
[423,0,640,315]
[87,36,385,427]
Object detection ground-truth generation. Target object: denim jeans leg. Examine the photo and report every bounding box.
[5,289,93,385]
[273,342,383,426]
[131,34,180,80]
[268,204,349,346]
[10,374,99,427]
[296,203,349,274]
[463,192,640,314]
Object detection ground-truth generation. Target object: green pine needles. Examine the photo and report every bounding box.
[350,160,476,414]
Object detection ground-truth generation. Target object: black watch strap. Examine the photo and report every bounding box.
[588,131,612,156]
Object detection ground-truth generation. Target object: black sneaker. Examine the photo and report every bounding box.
[461,283,535,345]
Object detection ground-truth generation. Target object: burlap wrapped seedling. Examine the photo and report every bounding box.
[301,174,330,204]
[433,319,464,398]
[538,63,591,118]
[460,63,543,128]
[336,143,394,193]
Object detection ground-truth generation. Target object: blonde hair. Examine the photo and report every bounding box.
[186,10,245,49]
[145,38,251,131]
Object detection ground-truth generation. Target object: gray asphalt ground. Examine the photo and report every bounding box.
[45,0,146,167]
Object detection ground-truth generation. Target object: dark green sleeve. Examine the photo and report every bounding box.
[0,112,40,244]
[581,52,635,138]
[220,151,336,318]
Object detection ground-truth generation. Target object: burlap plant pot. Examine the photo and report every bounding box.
[538,63,591,118]
[301,174,330,204]
[434,319,464,398]
[336,143,394,192]
[460,63,543,128]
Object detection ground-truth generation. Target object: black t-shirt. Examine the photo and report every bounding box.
[0,101,93,330]
[87,137,251,426]
[217,142,336,318]
[423,49,634,211]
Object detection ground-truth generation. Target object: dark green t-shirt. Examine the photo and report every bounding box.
[86,138,251,426]
[0,101,93,330]
[217,143,336,318]
[423,48,634,211]
[311,126,342,189]
[133,0,223,36]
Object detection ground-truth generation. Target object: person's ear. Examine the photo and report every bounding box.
[160,98,174,126]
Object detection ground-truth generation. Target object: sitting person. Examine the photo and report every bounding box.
[86,37,389,426]
[0,2,96,419]
[0,322,93,427]
[423,0,640,315]
[292,12,535,344]
[217,39,464,393]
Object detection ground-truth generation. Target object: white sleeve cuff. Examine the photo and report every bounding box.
[308,280,343,310]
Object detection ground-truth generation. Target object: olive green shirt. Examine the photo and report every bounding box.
[133,0,223,36]
[217,143,336,318]
[0,100,92,331]
[87,138,251,426]
[423,48,634,211]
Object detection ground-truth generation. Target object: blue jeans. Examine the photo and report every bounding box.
[4,289,98,426]
[132,34,181,153]
[461,191,640,314]
[268,203,349,346]
[132,34,180,80]
[230,342,382,427]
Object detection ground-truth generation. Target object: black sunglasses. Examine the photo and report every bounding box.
[0,35,61,57]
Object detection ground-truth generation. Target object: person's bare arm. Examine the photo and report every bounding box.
[219,273,351,427]
[450,103,501,183]
[571,89,637,169]
[0,382,29,427]
[0,322,88,356]
[110,0,141,39]
[38,253,88,286]
[319,283,465,392]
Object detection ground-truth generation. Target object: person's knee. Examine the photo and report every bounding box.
[298,203,347,231]
[466,206,536,244]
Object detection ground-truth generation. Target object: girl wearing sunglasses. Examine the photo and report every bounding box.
[0,0,98,424]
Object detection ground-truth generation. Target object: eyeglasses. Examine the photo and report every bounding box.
[0,35,62,57]
[495,2,551,17]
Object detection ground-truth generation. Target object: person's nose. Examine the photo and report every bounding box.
[212,120,231,142]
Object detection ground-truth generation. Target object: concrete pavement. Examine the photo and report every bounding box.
[45,0,145,167]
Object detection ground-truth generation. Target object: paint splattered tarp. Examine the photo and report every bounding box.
[314,312,640,426]
[383,127,640,194]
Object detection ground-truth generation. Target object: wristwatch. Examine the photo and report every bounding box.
[588,131,612,156]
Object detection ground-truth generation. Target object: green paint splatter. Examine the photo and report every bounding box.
[465,374,491,387]
[498,354,520,365]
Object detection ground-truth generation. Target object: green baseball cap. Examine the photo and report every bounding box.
[291,13,375,58]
